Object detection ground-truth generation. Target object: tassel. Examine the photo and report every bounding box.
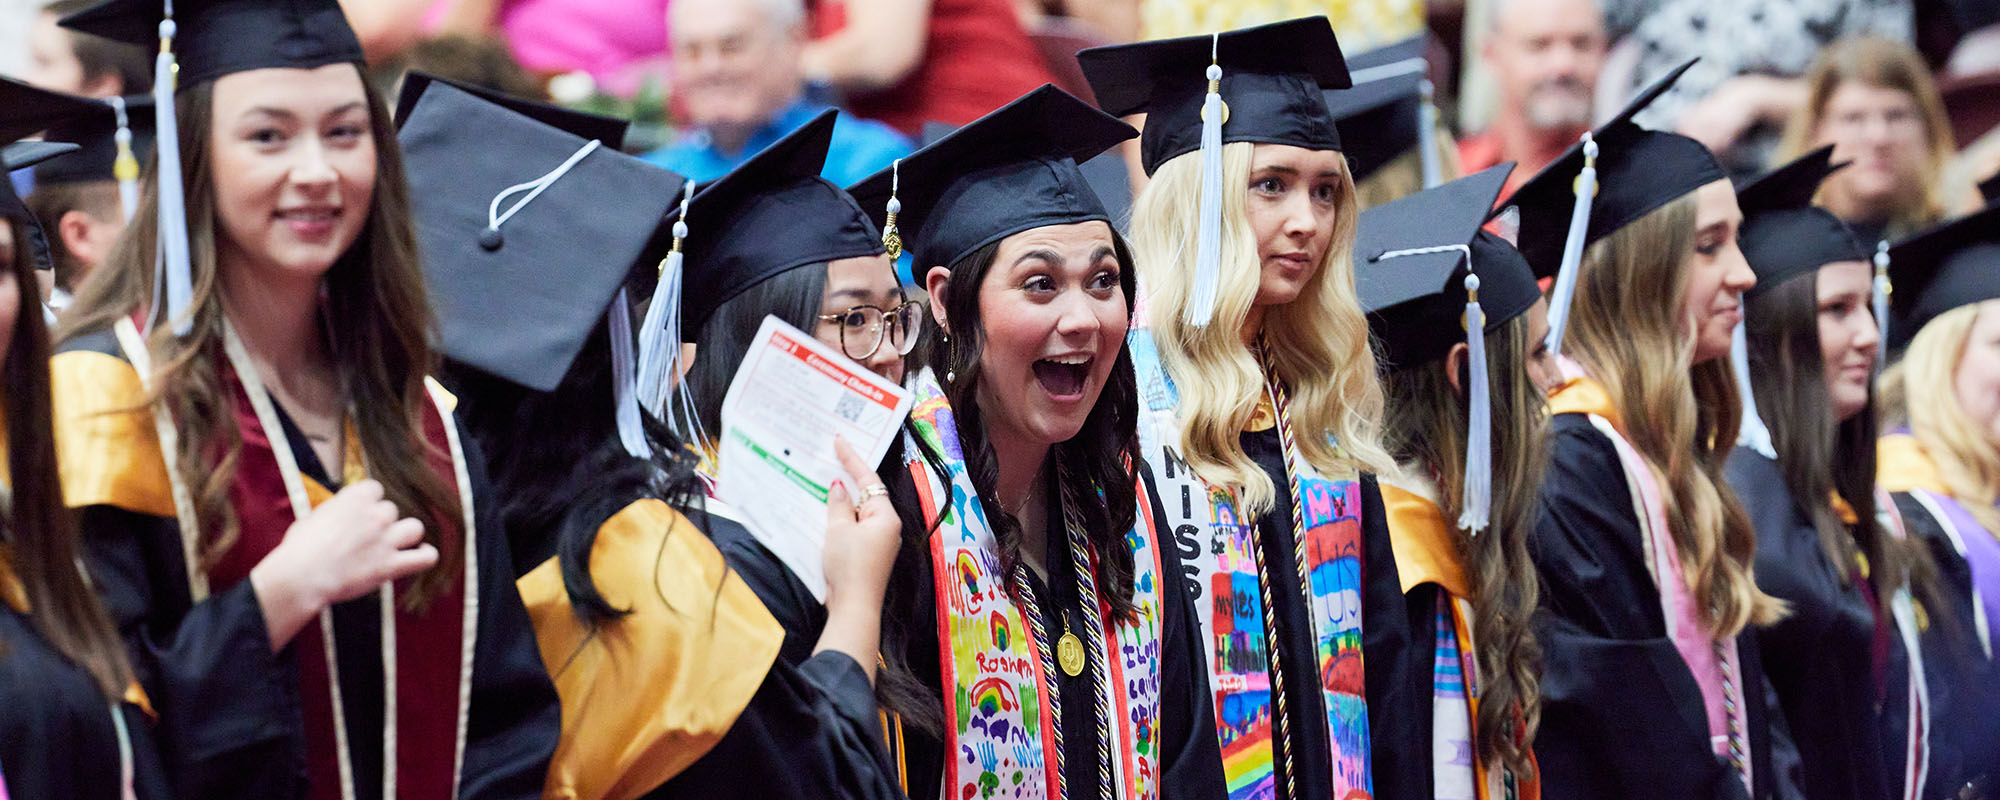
[1873,240,1891,350]
[609,288,648,458]
[1459,273,1491,534]
[881,159,903,260]
[637,181,695,429]
[1732,320,1776,459]
[109,96,139,221]
[1543,132,1597,357]
[151,9,193,337]
[1186,33,1225,328]
[1418,78,1442,190]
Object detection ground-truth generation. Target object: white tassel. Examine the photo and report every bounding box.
[151,14,193,337]
[1459,273,1491,534]
[1418,79,1442,190]
[637,181,695,427]
[609,288,648,458]
[1873,240,1891,349]
[1543,133,1597,357]
[1732,320,1776,459]
[108,96,139,221]
[1186,34,1225,329]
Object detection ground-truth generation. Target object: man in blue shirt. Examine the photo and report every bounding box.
[645,0,910,187]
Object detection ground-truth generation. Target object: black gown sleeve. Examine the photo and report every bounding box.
[0,608,174,800]
[1892,492,2000,798]
[1357,472,1431,800]
[454,423,562,800]
[1529,415,1744,800]
[1142,462,1229,800]
[79,504,307,799]
[705,511,828,666]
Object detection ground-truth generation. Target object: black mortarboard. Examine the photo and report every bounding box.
[0,77,108,147]
[1736,145,1870,297]
[1326,36,1430,183]
[393,72,628,150]
[1077,17,1350,175]
[1500,59,1725,274]
[1358,164,1544,369]
[848,85,1135,270]
[32,94,155,186]
[681,110,884,339]
[1980,173,1999,204]
[2,142,84,272]
[398,78,685,392]
[1885,200,2000,352]
[59,0,364,88]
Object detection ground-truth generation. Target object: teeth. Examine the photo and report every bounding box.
[1047,355,1091,365]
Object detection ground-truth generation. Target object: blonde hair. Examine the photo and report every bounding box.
[1563,194,1786,636]
[1780,37,1961,236]
[1130,141,1393,517]
[1882,304,2000,535]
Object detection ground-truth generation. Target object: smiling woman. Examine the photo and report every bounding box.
[44,0,559,797]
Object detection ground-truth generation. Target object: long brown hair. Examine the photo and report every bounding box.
[56,68,462,606]
[1565,195,1786,636]
[1382,310,1544,778]
[3,215,134,697]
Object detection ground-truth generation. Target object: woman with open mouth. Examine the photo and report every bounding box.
[844,84,1227,800]
[1875,193,2000,799]
[1504,60,1787,799]
[1079,17,1428,800]
[1725,146,1952,800]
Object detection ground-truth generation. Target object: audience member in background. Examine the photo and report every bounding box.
[646,0,908,185]
[368,33,546,103]
[1780,37,1976,244]
[1136,0,1423,54]
[341,0,668,96]
[802,0,1054,137]
[1457,0,1606,197]
[23,0,149,97]
[1602,0,1911,174]
[22,84,151,313]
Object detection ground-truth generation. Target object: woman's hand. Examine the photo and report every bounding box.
[813,437,900,683]
[249,480,439,651]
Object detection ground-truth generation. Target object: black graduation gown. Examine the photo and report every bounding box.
[718,462,1226,800]
[503,502,901,800]
[1725,448,1895,800]
[0,605,172,800]
[61,332,560,800]
[1887,492,2000,798]
[1236,427,1427,800]
[1530,414,1781,800]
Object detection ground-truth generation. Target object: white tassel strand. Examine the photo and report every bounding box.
[638,181,696,430]
[152,13,193,336]
[609,288,648,458]
[1544,133,1597,357]
[109,96,139,221]
[1732,320,1776,459]
[1418,78,1442,190]
[1873,241,1891,350]
[1186,34,1225,328]
[1459,272,1491,534]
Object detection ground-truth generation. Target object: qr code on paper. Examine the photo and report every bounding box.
[834,392,866,423]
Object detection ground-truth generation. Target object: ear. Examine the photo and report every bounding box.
[1444,341,1471,397]
[58,209,106,266]
[925,265,951,332]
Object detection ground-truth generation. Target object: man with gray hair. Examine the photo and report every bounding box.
[642,0,909,185]
[1457,0,1608,196]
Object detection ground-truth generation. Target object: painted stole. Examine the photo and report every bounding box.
[1545,359,1752,796]
[107,317,480,800]
[1128,329,1372,800]
[904,373,1164,800]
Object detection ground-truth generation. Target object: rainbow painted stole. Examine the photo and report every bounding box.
[904,374,1165,800]
[1128,329,1372,800]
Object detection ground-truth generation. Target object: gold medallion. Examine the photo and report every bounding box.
[1056,631,1086,677]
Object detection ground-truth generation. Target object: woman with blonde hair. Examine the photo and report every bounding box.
[1080,18,1429,800]
[1876,198,2000,796]
[1506,61,1788,799]
[1779,36,1975,245]
[1359,164,1559,800]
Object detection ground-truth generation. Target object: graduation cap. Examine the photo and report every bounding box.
[1354,163,1532,533]
[1498,58,1723,354]
[1326,36,1440,185]
[398,77,686,455]
[2,142,85,273]
[1736,145,1869,297]
[59,0,363,89]
[1076,16,1351,176]
[393,72,628,149]
[681,109,885,338]
[1980,172,1999,204]
[848,85,1135,274]
[1883,200,2000,353]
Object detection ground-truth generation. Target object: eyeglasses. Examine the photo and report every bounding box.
[819,300,925,360]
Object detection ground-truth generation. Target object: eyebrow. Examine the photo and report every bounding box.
[1092,246,1116,263]
[242,101,368,121]
[1013,249,1062,267]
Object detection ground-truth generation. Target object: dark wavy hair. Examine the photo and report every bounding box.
[444,304,708,627]
[2,214,134,698]
[875,227,1144,735]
